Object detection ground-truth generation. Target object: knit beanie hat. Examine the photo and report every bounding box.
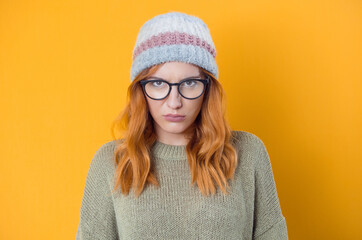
[130,11,218,82]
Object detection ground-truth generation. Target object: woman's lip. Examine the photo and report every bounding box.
[164,114,185,117]
[163,115,185,122]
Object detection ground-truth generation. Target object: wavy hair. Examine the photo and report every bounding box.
[110,63,238,197]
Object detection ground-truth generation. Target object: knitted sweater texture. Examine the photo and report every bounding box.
[76,130,288,239]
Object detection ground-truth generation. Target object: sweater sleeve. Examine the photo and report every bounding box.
[251,135,288,240]
[76,142,119,240]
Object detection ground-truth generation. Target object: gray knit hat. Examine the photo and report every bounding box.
[130,11,218,82]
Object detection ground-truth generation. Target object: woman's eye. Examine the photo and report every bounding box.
[152,81,164,87]
[184,80,196,86]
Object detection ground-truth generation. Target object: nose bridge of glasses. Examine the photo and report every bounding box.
[168,82,180,87]
[168,83,181,97]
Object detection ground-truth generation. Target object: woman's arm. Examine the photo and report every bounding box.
[251,135,288,240]
[76,142,119,240]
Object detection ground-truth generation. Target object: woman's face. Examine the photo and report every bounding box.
[143,61,205,145]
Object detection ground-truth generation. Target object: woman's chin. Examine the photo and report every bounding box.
[161,125,189,135]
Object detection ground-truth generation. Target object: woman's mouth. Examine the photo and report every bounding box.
[163,114,186,122]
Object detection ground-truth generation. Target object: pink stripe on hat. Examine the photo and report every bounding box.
[133,31,216,60]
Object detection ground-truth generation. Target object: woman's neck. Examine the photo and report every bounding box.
[154,127,190,146]
[156,134,188,146]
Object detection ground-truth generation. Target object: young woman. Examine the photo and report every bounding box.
[76,11,288,240]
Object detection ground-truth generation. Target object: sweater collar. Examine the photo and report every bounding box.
[151,140,187,160]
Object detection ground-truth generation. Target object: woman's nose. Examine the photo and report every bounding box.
[166,86,182,109]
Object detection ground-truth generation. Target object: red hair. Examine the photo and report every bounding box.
[110,63,238,197]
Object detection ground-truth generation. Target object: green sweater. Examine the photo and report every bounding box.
[76,130,288,239]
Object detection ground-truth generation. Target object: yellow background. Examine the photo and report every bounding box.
[1,0,361,239]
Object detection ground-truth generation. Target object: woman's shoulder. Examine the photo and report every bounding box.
[230,130,265,149]
[230,130,269,162]
[89,139,121,173]
[95,139,118,156]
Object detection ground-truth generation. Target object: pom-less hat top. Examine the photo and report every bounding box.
[130,11,218,82]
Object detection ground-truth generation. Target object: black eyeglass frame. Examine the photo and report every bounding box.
[139,75,210,100]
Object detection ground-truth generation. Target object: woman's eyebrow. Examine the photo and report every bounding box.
[146,75,202,81]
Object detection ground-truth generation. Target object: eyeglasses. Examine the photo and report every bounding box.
[139,75,209,100]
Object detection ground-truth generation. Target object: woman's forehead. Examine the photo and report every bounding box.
[146,74,202,81]
[151,62,200,76]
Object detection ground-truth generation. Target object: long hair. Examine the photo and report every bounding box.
[110,63,238,197]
